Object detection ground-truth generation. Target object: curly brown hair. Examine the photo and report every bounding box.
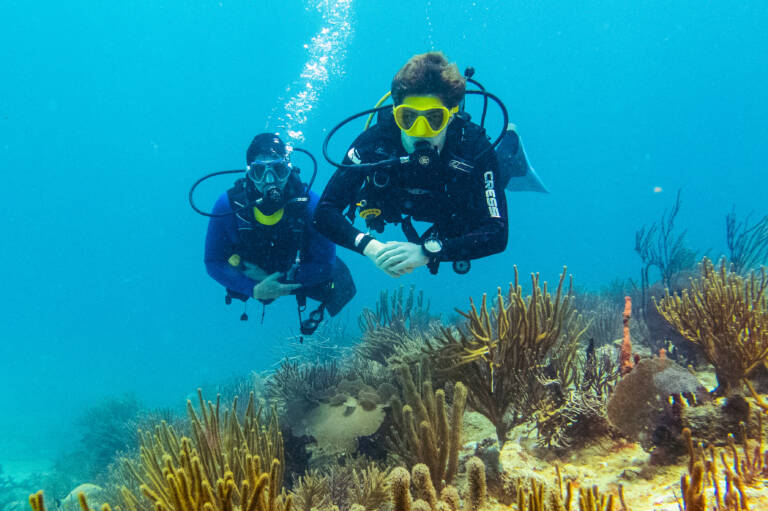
[390,52,466,108]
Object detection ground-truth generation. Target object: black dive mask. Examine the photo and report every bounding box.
[400,140,442,191]
[247,158,292,215]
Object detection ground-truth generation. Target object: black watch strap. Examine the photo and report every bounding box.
[354,233,374,254]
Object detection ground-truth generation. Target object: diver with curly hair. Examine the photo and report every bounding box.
[313,52,520,277]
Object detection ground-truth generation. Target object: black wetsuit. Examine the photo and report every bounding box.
[312,109,508,264]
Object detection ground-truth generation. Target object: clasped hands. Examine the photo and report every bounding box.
[364,239,429,278]
[243,262,302,300]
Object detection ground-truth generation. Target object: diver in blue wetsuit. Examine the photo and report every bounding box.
[200,133,355,335]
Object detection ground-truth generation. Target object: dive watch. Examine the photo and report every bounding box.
[422,237,443,257]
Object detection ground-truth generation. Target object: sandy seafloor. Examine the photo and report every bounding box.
[459,409,768,510]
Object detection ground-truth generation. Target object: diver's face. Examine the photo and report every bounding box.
[247,152,291,195]
[401,127,449,154]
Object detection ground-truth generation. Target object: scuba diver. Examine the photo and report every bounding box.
[193,133,356,336]
[313,51,544,277]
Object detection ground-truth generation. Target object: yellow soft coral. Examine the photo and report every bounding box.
[656,257,768,400]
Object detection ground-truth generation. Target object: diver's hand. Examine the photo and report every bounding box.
[242,261,269,281]
[253,272,301,300]
[375,242,429,275]
[363,240,402,278]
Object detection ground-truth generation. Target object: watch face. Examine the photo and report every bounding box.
[424,238,442,253]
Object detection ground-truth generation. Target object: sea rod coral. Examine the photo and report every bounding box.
[110,390,287,511]
[388,366,467,490]
[426,266,586,445]
[655,257,768,401]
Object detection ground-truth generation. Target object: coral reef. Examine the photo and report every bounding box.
[357,325,434,368]
[678,422,768,510]
[31,450,292,511]
[267,359,343,420]
[678,394,763,446]
[499,463,628,511]
[302,397,386,456]
[110,390,286,511]
[656,257,768,398]
[302,456,386,510]
[76,395,142,479]
[572,292,623,348]
[49,394,149,488]
[534,339,619,449]
[722,419,768,486]
[618,297,634,376]
[389,458,487,511]
[1,465,31,511]
[23,260,768,511]
[56,484,105,511]
[726,207,768,274]
[465,457,487,511]
[635,189,698,311]
[358,285,433,335]
[348,463,390,511]
[426,266,585,446]
[388,366,467,490]
[354,286,440,379]
[638,272,703,365]
[292,470,330,511]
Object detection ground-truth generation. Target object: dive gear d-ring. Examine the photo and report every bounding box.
[373,170,390,188]
[453,260,471,274]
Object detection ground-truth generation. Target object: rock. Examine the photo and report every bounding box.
[328,393,348,406]
[62,484,104,511]
[357,409,393,462]
[494,440,557,504]
[376,383,397,403]
[607,357,709,451]
[496,469,556,506]
[462,411,497,445]
[358,398,377,411]
[335,378,362,396]
[282,427,315,485]
[358,391,381,411]
[681,396,762,446]
[619,467,641,481]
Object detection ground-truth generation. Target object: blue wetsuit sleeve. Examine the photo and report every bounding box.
[295,191,336,287]
[204,193,257,298]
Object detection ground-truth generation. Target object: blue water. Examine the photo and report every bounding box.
[1,0,766,476]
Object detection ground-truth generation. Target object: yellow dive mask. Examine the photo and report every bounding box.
[393,96,459,138]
